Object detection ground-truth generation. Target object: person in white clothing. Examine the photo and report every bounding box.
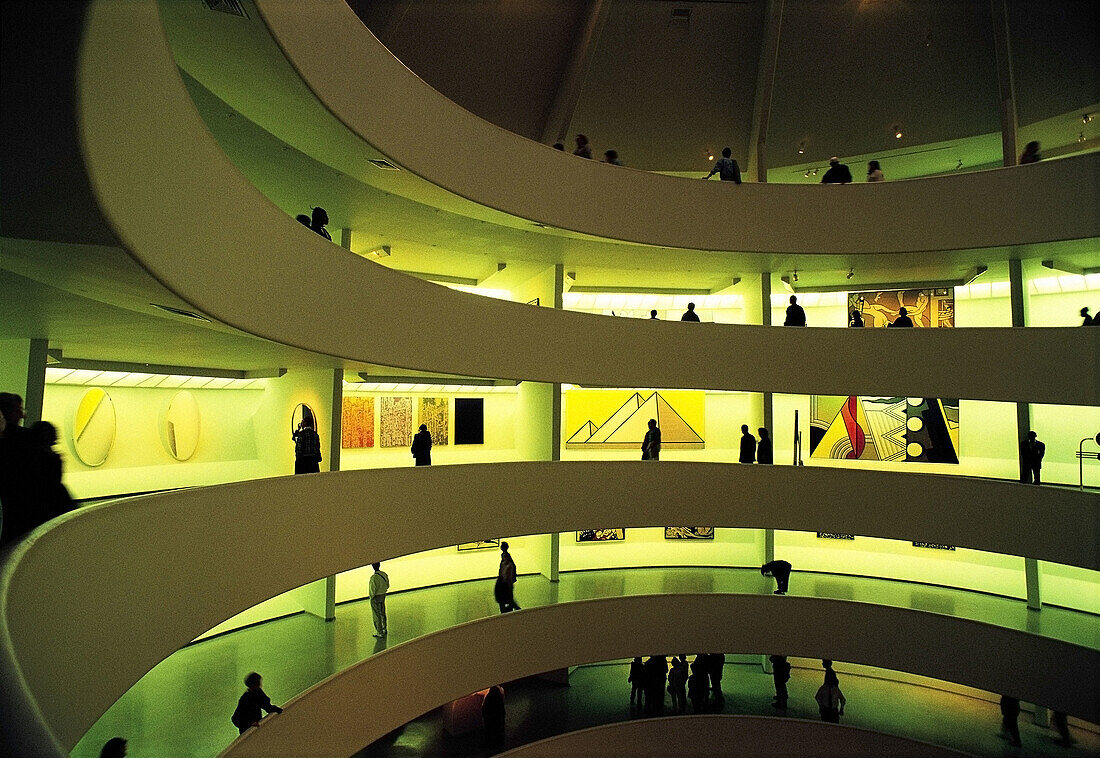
[369,562,390,637]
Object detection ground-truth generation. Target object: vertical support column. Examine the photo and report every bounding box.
[990,0,1018,167]
[1009,259,1041,611]
[328,369,343,474]
[339,227,352,251]
[540,0,610,145]
[546,265,565,582]
[0,338,48,425]
[759,273,776,562]
[747,0,784,182]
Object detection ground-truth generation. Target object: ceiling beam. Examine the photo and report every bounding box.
[1042,259,1085,276]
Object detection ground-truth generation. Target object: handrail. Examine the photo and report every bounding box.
[223,594,1100,756]
[2,461,1096,751]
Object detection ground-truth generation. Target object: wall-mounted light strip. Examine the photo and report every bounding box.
[45,367,266,389]
[344,381,517,394]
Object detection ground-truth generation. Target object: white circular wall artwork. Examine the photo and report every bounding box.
[165,390,201,461]
[72,387,115,467]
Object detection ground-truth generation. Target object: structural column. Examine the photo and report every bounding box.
[540,1,610,145]
[1008,259,1041,611]
[759,274,776,564]
[747,0,784,182]
[0,338,48,425]
[990,0,1018,166]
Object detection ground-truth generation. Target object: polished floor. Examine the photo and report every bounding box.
[73,567,1100,757]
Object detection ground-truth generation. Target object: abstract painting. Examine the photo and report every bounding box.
[341,397,374,449]
[664,527,715,540]
[848,287,954,328]
[566,390,704,449]
[454,397,485,445]
[458,539,500,551]
[810,396,959,464]
[379,397,413,448]
[419,397,449,446]
[577,529,625,542]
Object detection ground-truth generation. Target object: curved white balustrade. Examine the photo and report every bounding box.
[497,716,971,758]
[223,594,1099,757]
[253,0,1100,255]
[77,2,1098,403]
[2,461,1096,752]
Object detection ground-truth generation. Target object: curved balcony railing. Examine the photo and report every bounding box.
[2,461,1096,753]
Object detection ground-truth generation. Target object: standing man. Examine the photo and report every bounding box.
[739,424,756,464]
[784,295,806,326]
[820,157,852,184]
[770,654,792,710]
[761,559,792,595]
[642,418,661,461]
[494,541,520,613]
[757,428,773,464]
[680,303,700,322]
[704,147,742,184]
[291,416,321,474]
[1019,430,1045,484]
[369,562,390,638]
[231,672,282,734]
[411,423,432,466]
[888,307,914,327]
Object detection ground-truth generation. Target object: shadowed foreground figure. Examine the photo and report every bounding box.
[999,695,1022,747]
[756,428,773,464]
[816,666,846,723]
[481,685,506,752]
[1019,430,1045,484]
[642,418,661,460]
[889,307,914,327]
[231,672,282,734]
[739,425,756,463]
[784,295,806,326]
[770,654,792,710]
[411,423,432,466]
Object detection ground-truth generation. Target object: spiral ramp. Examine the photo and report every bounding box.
[0,0,1098,756]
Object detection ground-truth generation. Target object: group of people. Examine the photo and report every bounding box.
[1080,307,1100,326]
[0,392,74,547]
[629,654,726,715]
[554,134,621,166]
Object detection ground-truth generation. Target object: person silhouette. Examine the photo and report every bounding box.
[411,423,432,466]
[784,296,806,326]
[770,654,792,709]
[688,656,709,712]
[815,668,846,722]
[1000,695,1022,746]
[820,157,852,184]
[704,147,742,184]
[849,309,865,327]
[494,542,520,612]
[602,149,621,165]
[29,421,74,519]
[866,160,885,182]
[552,142,565,151]
[889,307,914,327]
[681,303,700,322]
[756,427,773,464]
[650,310,658,319]
[295,214,311,227]
[1019,141,1041,165]
[369,562,390,638]
[99,738,128,758]
[1081,307,1094,326]
[628,656,646,707]
[739,424,756,463]
[761,559,791,594]
[481,685,506,750]
[231,672,282,734]
[642,419,661,461]
[291,416,321,474]
[667,655,689,713]
[643,655,668,715]
[1019,430,1045,484]
[310,206,331,240]
[573,134,592,159]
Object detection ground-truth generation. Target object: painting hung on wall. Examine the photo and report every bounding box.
[664,527,715,540]
[809,396,959,463]
[379,397,413,447]
[419,397,449,446]
[848,287,954,328]
[454,397,485,445]
[577,529,625,542]
[565,390,704,450]
[341,397,375,448]
[457,539,500,551]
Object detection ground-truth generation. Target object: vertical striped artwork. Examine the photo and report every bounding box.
[341,397,375,448]
[379,397,413,447]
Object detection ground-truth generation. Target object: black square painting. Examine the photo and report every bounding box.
[454,398,484,445]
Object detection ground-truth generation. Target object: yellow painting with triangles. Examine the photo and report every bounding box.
[565,390,704,449]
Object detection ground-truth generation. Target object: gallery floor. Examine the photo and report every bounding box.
[72,567,1100,758]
